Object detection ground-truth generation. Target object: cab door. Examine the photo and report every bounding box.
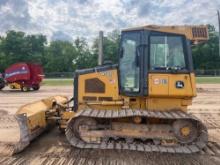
[119,31,142,96]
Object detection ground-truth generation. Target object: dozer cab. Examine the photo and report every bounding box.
[0,25,209,155]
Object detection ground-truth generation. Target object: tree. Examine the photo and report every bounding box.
[25,34,47,63]
[0,30,47,72]
[73,37,97,70]
[44,41,77,72]
[0,36,7,72]
[92,30,120,64]
[192,24,220,70]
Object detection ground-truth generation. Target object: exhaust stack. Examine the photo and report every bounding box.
[98,31,104,65]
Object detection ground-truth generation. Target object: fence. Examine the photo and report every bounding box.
[44,70,220,78]
[44,72,74,78]
[195,70,220,76]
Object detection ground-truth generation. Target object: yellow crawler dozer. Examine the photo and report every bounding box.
[0,25,209,155]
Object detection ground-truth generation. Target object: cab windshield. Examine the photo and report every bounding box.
[150,36,186,70]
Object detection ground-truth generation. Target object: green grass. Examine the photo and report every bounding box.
[196,77,220,84]
[42,77,220,86]
[42,78,73,86]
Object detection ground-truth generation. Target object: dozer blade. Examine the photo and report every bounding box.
[0,95,68,156]
[0,114,29,156]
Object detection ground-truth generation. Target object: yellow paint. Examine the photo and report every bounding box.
[123,25,209,44]
[146,98,192,111]
[27,112,46,130]
[78,69,119,100]
[54,68,198,129]
[149,75,169,96]
[9,83,21,89]
[16,96,68,131]
[61,111,75,120]
[181,127,190,136]
[74,71,196,113]
[190,73,197,97]
[148,73,196,97]
[147,73,195,111]
[78,69,121,110]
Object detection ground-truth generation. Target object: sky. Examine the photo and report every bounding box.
[0,0,219,42]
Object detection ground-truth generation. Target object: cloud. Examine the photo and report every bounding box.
[51,31,73,41]
[0,0,219,41]
[0,0,8,6]
[75,0,90,5]
[0,0,32,32]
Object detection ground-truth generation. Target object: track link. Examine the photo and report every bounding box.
[66,109,208,154]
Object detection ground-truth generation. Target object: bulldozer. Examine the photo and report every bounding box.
[0,25,209,156]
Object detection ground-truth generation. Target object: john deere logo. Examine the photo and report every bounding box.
[176,81,184,89]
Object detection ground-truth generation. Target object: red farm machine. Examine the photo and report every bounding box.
[0,63,44,91]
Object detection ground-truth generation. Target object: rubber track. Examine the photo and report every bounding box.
[66,109,208,154]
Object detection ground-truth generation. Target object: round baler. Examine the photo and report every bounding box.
[2,63,44,91]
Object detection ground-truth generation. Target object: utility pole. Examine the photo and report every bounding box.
[218,10,220,57]
[98,31,104,65]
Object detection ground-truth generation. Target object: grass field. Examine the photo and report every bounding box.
[43,79,73,86]
[196,77,220,84]
[43,77,220,86]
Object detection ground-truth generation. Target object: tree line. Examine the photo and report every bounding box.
[0,26,219,73]
[0,30,119,73]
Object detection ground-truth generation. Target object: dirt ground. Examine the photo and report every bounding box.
[0,84,220,165]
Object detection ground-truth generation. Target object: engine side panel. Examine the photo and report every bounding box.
[77,68,120,109]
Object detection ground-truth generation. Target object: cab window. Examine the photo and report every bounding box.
[150,36,186,70]
[119,32,140,93]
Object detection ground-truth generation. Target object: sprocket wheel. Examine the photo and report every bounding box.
[173,119,198,144]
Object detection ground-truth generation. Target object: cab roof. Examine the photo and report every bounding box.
[122,25,209,44]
